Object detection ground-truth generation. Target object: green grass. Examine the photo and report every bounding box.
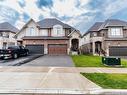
[122,59,127,67]
[81,73,127,89]
[71,54,127,67]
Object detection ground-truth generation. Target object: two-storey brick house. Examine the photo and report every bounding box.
[0,22,19,49]
[15,18,81,55]
[81,19,127,56]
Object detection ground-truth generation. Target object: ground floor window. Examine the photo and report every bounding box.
[3,42,7,49]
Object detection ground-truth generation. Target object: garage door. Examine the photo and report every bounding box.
[26,44,44,54]
[48,44,67,55]
[109,46,127,56]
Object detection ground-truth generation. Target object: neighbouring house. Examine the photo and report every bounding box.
[81,19,127,56]
[0,22,19,49]
[15,18,81,55]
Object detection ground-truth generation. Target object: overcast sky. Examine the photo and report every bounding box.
[0,0,127,34]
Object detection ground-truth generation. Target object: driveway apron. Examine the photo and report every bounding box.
[22,55,74,67]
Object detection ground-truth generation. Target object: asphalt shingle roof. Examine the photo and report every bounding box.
[0,22,19,33]
[37,18,74,29]
[83,22,103,36]
[83,19,127,36]
[99,19,127,30]
[88,22,103,31]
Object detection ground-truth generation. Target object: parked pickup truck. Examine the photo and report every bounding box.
[0,46,29,59]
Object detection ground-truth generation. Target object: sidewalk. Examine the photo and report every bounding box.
[0,67,127,94]
[77,67,127,73]
[0,67,101,94]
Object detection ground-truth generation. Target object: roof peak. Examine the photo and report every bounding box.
[38,18,61,22]
[0,22,19,33]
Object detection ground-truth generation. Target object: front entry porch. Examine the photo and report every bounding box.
[70,38,79,55]
[92,41,106,56]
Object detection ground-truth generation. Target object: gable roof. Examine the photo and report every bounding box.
[83,19,127,37]
[15,19,39,37]
[0,22,19,33]
[68,29,81,37]
[37,18,74,29]
[99,19,127,30]
[83,22,103,36]
[15,18,77,37]
[88,22,103,31]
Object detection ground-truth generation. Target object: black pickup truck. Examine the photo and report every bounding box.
[0,46,29,59]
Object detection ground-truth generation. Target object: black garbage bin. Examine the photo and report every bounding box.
[102,56,121,65]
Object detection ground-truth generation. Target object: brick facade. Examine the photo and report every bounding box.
[23,39,70,54]
[104,40,127,50]
[82,29,127,55]
[80,43,92,54]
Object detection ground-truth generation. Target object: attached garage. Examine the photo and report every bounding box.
[26,44,44,54]
[109,46,127,56]
[48,44,67,55]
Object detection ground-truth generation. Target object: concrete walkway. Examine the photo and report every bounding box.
[0,67,101,94]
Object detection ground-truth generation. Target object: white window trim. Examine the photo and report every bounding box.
[93,32,97,37]
[29,27,35,36]
[108,27,123,38]
[53,25,64,36]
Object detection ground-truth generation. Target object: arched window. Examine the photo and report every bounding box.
[53,25,64,36]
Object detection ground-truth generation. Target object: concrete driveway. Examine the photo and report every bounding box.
[0,54,42,66]
[22,55,74,67]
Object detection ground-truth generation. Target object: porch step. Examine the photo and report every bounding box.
[71,51,78,55]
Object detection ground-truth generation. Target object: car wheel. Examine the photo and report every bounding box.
[1,57,5,60]
[13,53,18,59]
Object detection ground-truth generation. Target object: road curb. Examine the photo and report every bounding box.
[99,89,127,95]
[88,89,127,94]
[10,54,43,66]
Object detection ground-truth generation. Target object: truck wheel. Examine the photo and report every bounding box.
[26,51,29,56]
[13,53,18,59]
[1,57,5,60]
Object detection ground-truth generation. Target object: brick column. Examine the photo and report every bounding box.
[48,29,51,36]
[106,46,109,56]
[44,40,48,54]
[92,42,95,55]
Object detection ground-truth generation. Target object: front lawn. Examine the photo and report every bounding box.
[81,73,127,89]
[71,55,127,67]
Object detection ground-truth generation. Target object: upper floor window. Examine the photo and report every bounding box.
[53,25,64,36]
[29,27,35,36]
[93,32,97,37]
[40,29,48,36]
[2,32,9,38]
[108,28,123,38]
